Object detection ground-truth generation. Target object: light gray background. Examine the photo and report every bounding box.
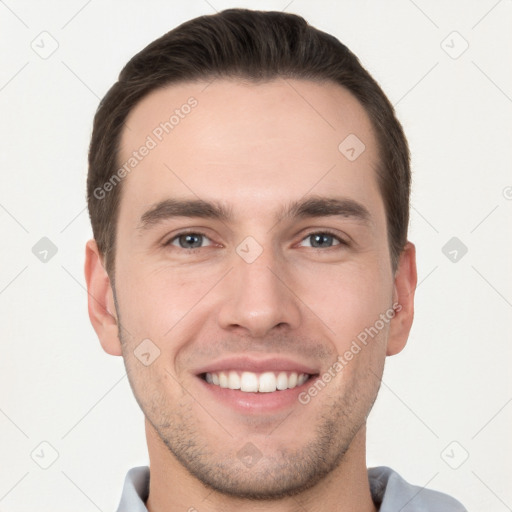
[1,0,511,510]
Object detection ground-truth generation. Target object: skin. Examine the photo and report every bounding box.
[85,78,417,512]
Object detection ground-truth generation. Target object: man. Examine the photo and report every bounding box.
[84,8,466,511]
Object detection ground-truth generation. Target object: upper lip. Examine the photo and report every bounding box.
[194,355,319,376]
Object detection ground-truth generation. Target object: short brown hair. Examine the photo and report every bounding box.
[87,8,410,276]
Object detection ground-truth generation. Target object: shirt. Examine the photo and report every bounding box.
[115,465,467,511]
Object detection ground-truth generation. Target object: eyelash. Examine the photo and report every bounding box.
[163,229,349,251]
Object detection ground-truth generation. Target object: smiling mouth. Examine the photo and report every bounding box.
[199,370,316,393]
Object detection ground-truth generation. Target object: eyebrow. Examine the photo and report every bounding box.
[137,196,372,231]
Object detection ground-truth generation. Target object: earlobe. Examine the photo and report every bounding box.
[386,242,417,356]
[84,239,122,356]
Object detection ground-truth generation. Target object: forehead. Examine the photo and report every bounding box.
[117,78,382,226]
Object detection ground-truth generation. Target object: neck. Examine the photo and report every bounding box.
[145,419,377,512]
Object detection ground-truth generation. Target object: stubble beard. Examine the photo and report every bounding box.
[113,287,384,500]
[136,363,381,500]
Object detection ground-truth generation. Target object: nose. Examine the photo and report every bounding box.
[217,246,302,338]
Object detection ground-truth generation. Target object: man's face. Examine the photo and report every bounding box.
[102,79,408,498]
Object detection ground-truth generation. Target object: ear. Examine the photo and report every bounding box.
[386,241,417,356]
[84,239,122,356]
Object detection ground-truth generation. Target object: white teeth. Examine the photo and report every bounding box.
[276,372,288,390]
[297,373,308,386]
[228,370,241,389]
[258,372,277,393]
[204,370,310,393]
[219,371,229,388]
[240,372,259,392]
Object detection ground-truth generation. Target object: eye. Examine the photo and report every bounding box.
[299,231,346,249]
[167,232,213,249]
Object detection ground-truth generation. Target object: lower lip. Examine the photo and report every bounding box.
[196,375,317,413]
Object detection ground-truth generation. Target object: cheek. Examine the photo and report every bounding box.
[122,354,180,425]
[114,262,218,341]
[294,261,392,342]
